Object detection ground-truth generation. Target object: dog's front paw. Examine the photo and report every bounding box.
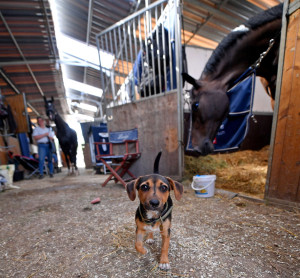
[136,245,148,255]
[146,238,154,244]
[159,263,170,270]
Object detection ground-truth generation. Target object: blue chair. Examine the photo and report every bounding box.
[94,128,141,187]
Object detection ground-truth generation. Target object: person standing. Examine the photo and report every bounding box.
[32,116,54,179]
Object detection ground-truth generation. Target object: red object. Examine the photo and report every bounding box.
[91,197,101,204]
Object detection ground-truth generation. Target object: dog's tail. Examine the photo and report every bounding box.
[153,151,162,174]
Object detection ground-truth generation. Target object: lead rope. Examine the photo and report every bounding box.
[185,96,194,151]
[253,39,275,69]
[251,38,275,124]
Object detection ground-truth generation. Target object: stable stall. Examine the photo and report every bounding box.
[96,0,184,179]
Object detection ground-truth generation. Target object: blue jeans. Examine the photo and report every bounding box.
[52,153,58,164]
[38,143,53,175]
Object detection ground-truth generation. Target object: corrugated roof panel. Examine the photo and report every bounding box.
[0,0,67,118]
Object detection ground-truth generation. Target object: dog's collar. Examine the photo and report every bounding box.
[138,202,173,226]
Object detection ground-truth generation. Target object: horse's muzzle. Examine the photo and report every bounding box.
[48,113,55,121]
[193,139,214,156]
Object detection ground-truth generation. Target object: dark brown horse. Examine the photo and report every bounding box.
[44,97,79,175]
[183,4,283,156]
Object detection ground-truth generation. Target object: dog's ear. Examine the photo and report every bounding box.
[126,177,141,201]
[166,177,183,201]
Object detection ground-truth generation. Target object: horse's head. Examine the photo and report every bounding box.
[183,73,229,156]
[44,96,56,121]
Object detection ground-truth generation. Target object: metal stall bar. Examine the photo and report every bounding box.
[128,20,135,101]
[123,24,129,85]
[155,5,162,94]
[143,11,152,97]
[149,8,157,96]
[161,4,168,93]
[168,4,174,90]
[108,31,116,102]
[133,17,140,102]
[96,37,106,116]
[174,0,184,181]
[118,25,125,102]
[138,14,146,97]
[113,28,119,105]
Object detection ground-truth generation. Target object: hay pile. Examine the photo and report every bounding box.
[184,146,269,198]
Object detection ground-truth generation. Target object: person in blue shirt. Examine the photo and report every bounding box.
[32,116,54,179]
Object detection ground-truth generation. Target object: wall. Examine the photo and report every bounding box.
[82,143,93,169]
[265,4,300,204]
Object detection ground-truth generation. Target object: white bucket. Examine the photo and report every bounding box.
[0,164,15,186]
[191,175,216,198]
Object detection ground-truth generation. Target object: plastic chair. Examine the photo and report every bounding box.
[94,128,141,187]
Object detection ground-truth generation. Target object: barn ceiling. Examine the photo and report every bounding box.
[0,0,282,123]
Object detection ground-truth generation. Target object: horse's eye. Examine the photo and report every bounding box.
[192,102,199,111]
[141,184,150,191]
[160,185,168,192]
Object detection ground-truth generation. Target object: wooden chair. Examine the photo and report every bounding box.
[94,128,141,187]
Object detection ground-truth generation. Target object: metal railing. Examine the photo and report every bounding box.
[96,0,182,107]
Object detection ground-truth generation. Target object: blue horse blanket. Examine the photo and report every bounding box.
[213,71,256,151]
[186,70,256,153]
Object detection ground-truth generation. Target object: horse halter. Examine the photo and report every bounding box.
[46,102,56,121]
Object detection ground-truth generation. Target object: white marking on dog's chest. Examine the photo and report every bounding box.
[144,225,160,232]
[146,211,159,219]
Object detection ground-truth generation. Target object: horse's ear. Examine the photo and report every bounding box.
[43,96,47,103]
[182,73,200,90]
[51,96,54,102]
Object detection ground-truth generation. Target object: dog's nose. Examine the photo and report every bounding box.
[149,199,160,208]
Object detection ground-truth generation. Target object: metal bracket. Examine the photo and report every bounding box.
[288,0,300,15]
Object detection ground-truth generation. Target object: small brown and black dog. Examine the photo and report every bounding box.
[126,152,183,270]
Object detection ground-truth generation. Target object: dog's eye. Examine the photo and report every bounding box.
[160,185,168,192]
[141,184,150,191]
